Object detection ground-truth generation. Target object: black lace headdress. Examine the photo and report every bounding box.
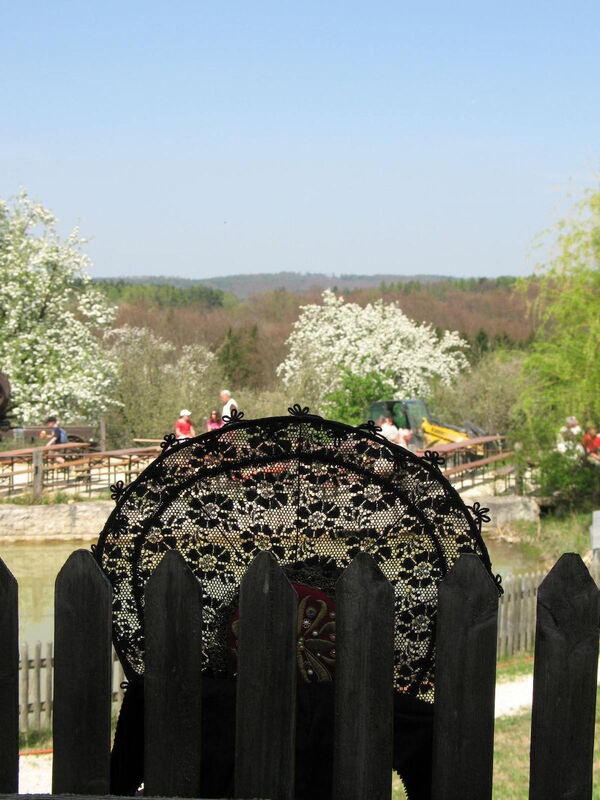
[95,408,497,702]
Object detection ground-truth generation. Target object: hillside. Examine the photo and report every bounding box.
[96,271,453,298]
[105,274,531,391]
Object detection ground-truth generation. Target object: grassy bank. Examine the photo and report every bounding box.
[488,510,593,571]
[0,490,112,505]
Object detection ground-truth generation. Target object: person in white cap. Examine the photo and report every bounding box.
[220,390,239,420]
[174,409,195,440]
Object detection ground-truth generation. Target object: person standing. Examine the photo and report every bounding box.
[175,409,196,440]
[220,390,239,420]
[556,415,584,458]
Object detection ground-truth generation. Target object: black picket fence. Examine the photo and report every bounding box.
[0,548,598,800]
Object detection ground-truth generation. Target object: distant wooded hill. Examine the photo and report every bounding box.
[95,271,517,299]
[98,273,530,391]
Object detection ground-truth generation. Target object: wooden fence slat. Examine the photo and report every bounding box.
[45,642,53,728]
[235,551,297,800]
[332,552,394,800]
[52,550,112,795]
[144,550,204,798]
[527,574,537,652]
[19,642,28,734]
[432,553,499,800]
[529,554,600,800]
[0,558,18,793]
[33,642,41,730]
[498,581,506,659]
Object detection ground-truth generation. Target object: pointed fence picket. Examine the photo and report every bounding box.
[234,551,297,800]
[529,554,599,800]
[144,550,204,798]
[0,559,18,793]
[432,555,499,800]
[51,550,112,795]
[0,549,597,799]
[16,565,580,738]
[333,552,394,800]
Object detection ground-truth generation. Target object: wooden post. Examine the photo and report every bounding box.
[235,551,297,800]
[529,554,599,800]
[52,550,112,795]
[99,417,107,453]
[333,552,394,800]
[0,559,19,793]
[432,554,499,800]
[144,550,203,798]
[32,447,43,501]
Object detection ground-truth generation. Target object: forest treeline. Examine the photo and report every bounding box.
[98,275,534,390]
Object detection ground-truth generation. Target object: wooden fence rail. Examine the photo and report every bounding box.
[1,550,598,799]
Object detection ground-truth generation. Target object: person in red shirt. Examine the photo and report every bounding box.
[174,409,196,440]
[582,424,600,463]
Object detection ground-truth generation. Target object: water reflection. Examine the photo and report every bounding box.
[484,535,539,578]
[0,539,95,644]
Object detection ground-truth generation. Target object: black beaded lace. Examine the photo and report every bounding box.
[95,410,498,702]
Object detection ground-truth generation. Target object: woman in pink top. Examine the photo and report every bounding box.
[206,409,224,432]
[174,409,196,439]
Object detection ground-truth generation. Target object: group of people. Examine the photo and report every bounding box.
[378,414,414,449]
[557,416,600,463]
[174,390,239,441]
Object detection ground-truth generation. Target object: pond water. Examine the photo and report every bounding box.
[0,534,538,646]
[0,538,95,645]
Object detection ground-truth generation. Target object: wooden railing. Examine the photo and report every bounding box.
[0,549,598,798]
[0,445,160,498]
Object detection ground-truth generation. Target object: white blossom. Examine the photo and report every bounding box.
[0,191,116,422]
[277,290,468,405]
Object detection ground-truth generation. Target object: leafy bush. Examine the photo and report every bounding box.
[537,451,600,510]
[104,327,224,446]
[427,350,525,434]
[322,370,395,426]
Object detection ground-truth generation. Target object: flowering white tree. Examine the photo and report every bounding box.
[0,191,116,422]
[277,290,468,407]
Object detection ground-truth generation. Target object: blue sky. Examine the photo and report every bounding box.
[1,1,598,279]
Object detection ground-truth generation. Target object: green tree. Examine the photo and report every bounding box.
[322,369,396,426]
[217,325,261,388]
[427,350,526,435]
[518,188,600,446]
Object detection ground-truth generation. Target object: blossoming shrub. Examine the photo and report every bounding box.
[277,289,468,409]
[0,192,116,422]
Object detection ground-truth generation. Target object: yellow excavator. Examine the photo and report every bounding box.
[367,398,486,449]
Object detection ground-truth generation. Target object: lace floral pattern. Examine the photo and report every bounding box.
[95,411,497,701]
